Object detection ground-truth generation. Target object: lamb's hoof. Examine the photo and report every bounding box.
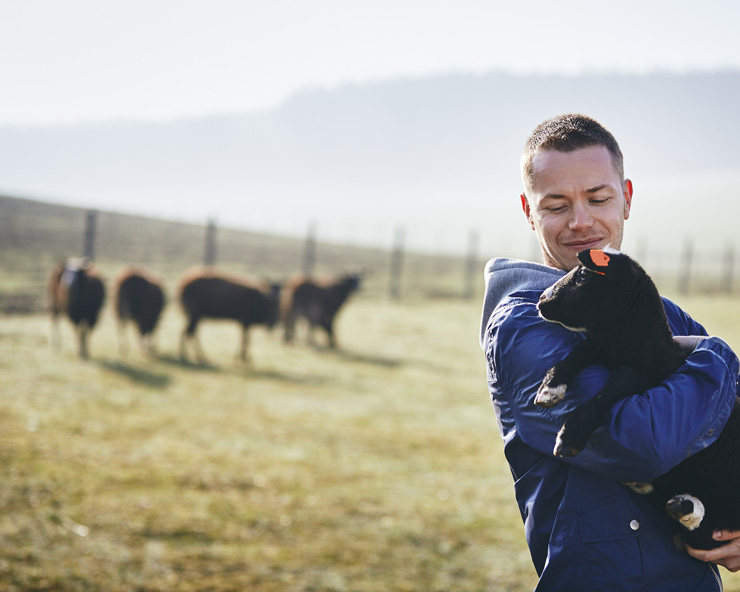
[553,429,583,457]
[666,495,705,531]
[535,384,566,407]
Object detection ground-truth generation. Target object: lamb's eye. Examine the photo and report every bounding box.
[577,268,589,280]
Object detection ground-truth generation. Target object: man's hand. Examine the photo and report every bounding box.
[686,530,740,572]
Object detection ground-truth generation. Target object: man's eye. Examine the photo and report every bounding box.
[591,198,609,205]
[547,205,566,213]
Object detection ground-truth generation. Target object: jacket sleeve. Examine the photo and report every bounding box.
[486,297,739,483]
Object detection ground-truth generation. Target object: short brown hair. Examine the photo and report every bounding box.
[521,114,625,194]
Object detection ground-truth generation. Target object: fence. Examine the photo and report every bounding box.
[1,194,738,315]
[0,196,483,314]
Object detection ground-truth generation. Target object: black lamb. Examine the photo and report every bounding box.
[535,247,740,550]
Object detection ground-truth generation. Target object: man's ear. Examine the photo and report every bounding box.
[521,194,535,230]
[623,179,633,220]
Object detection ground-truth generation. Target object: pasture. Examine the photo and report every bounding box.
[3,195,740,590]
[2,292,740,591]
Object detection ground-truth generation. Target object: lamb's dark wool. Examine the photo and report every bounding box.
[281,272,362,349]
[536,248,740,549]
[114,267,166,354]
[178,267,281,363]
[48,258,106,359]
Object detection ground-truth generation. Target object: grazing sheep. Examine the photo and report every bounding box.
[48,257,106,359]
[281,272,362,348]
[178,268,281,363]
[535,247,740,549]
[114,266,166,355]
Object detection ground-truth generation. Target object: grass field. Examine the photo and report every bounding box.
[3,195,740,590]
[0,296,537,591]
[2,292,740,591]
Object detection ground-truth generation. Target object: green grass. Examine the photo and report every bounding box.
[3,294,740,591]
[3,194,740,590]
[0,298,540,591]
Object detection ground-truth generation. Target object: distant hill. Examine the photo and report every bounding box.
[0,71,739,257]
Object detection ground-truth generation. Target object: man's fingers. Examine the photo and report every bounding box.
[713,530,740,541]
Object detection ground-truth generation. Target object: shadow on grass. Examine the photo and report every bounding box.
[246,367,333,385]
[96,360,172,387]
[154,353,332,385]
[335,349,402,368]
[154,353,222,373]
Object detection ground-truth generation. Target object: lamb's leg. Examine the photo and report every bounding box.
[180,317,199,363]
[555,365,649,457]
[535,341,598,407]
[283,314,295,344]
[78,321,90,359]
[240,325,250,362]
[324,321,336,349]
[666,495,706,531]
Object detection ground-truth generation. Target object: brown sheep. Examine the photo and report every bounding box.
[178,267,281,363]
[48,257,106,359]
[114,266,166,356]
[281,272,362,348]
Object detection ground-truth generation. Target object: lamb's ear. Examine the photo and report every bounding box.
[578,249,612,273]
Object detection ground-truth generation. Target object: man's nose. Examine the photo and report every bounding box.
[569,203,594,230]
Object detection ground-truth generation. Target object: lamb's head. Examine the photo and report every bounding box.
[537,248,649,335]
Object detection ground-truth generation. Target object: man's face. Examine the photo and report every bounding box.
[521,145,633,271]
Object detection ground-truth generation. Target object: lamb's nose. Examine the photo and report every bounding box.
[540,285,554,301]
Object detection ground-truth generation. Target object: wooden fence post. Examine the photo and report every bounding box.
[678,239,693,296]
[204,218,217,266]
[83,210,97,260]
[303,222,317,275]
[389,227,405,300]
[722,244,735,294]
[464,230,479,299]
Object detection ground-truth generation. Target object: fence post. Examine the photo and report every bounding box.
[389,227,405,300]
[204,218,217,266]
[303,222,317,275]
[722,244,735,294]
[464,230,479,299]
[83,210,97,260]
[678,239,693,296]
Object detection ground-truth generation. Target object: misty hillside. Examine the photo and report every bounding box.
[0,71,738,256]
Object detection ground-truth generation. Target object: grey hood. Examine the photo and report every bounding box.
[479,257,564,348]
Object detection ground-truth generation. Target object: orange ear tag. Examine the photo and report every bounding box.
[589,250,610,275]
[590,250,610,267]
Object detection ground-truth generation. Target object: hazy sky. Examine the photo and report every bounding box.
[2,0,740,125]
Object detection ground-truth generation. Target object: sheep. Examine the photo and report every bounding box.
[281,272,362,348]
[535,247,740,549]
[113,266,166,356]
[48,257,106,359]
[178,267,281,363]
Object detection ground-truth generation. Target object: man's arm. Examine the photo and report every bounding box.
[487,301,739,482]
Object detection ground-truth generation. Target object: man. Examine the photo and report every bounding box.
[480,114,740,590]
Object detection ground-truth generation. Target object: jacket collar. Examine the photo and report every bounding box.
[479,257,564,347]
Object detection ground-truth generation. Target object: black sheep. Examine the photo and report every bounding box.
[48,257,106,359]
[178,267,281,363]
[535,248,740,549]
[281,272,362,348]
[114,266,166,355]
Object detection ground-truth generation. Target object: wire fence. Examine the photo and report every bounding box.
[0,195,738,315]
[0,197,482,314]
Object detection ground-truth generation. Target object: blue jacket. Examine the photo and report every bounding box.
[480,258,739,591]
